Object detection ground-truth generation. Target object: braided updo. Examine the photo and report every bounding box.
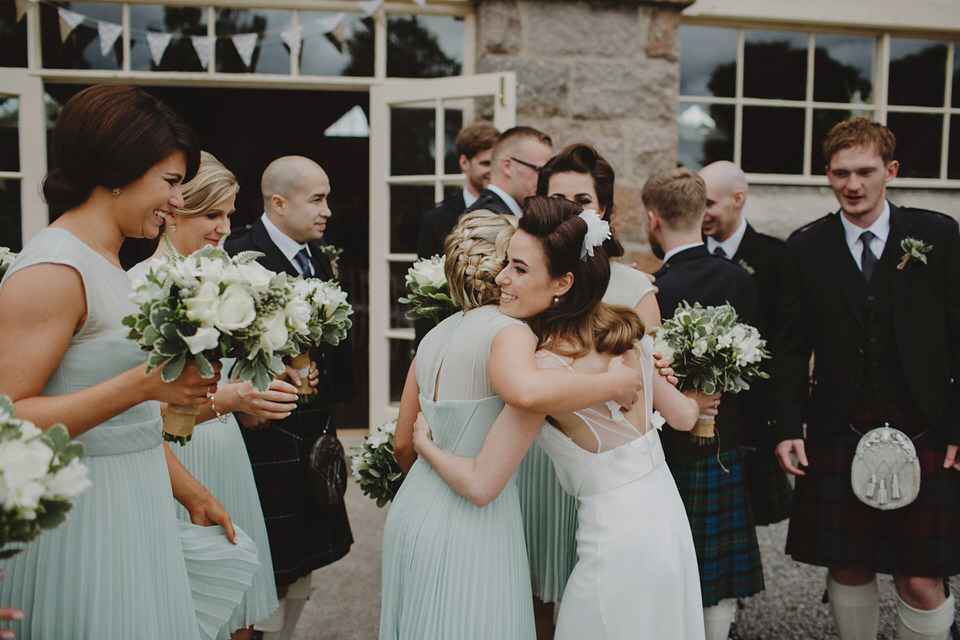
[443,210,518,311]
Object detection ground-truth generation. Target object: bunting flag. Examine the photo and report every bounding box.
[358,0,383,18]
[57,8,86,43]
[280,25,303,58]
[231,33,258,68]
[14,0,34,23]
[190,35,214,69]
[146,31,173,66]
[412,0,427,6]
[317,13,346,50]
[98,21,123,57]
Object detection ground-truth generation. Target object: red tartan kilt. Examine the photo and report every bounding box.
[786,409,960,577]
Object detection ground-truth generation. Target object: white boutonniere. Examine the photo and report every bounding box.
[320,245,343,278]
[897,237,932,270]
[736,258,755,276]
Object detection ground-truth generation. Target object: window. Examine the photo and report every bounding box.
[679,24,960,184]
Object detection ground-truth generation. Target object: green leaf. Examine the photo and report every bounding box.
[162,352,187,382]
[194,352,215,379]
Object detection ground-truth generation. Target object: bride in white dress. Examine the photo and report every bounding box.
[413,196,713,639]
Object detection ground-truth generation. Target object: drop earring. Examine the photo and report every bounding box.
[553,294,560,304]
[112,187,121,196]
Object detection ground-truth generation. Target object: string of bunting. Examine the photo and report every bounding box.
[12,0,411,69]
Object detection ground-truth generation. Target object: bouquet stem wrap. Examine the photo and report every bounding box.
[291,351,315,403]
[164,403,200,445]
[692,413,716,443]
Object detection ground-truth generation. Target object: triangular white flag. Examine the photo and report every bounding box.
[412,0,426,6]
[98,21,123,57]
[358,0,383,18]
[57,8,85,42]
[317,13,346,34]
[191,35,214,69]
[281,25,303,57]
[14,0,34,23]
[231,33,258,69]
[146,32,173,66]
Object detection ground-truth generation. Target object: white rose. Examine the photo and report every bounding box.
[692,339,709,357]
[285,297,312,334]
[0,475,45,517]
[185,281,221,327]
[652,337,675,365]
[43,457,92,501]
[236,262,274,293]
[259,312,289,352]
[180,326,221,355]
[408,257,446,289]
[0,438,54,482]
[194,256,228,284]
[213,284,257,332]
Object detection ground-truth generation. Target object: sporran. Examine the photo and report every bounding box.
[850,423,920,511]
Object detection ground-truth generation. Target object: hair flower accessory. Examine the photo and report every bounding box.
[897,237,932,270]
[578,209,611,260]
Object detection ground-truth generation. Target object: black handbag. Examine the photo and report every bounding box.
[307,415,347,507]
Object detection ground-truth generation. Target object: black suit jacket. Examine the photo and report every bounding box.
[417,191,466,260]
[654,244,761,463]
[772,204,960,444]
[464,188,515,216]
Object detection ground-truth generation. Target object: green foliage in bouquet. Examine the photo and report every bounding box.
[0,396,91,558]
[398,255,460,325]
[285,277,354,354]
[351,420,404,508]
[0,247,17,280]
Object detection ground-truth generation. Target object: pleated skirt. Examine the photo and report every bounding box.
[0,441,253,640]
[379,458,535,640]
[516,441,578,602]
[171,415,279,637]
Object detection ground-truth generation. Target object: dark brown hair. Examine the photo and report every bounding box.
[44,84,200,212]
[822,116,897,165]
[537,143,624,258]
[640,167,706,232]
[456,121,500,160]
[519,195,643,358]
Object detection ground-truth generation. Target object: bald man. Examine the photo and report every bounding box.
[700,160,792,527]
[465,125,553,217]
[225,155,354,640]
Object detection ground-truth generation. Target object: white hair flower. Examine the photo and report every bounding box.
[578,209,611,260]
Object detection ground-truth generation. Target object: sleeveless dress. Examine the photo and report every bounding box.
[517,260,656,602]
[535,336,704,640]
[379,306,536,640]
[0,228,259,640]
[128,262,279,639]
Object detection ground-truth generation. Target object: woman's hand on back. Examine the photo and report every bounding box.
[605,355,643,411]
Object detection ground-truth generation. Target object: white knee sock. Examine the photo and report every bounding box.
[896,593,955,640]
[263,597,307,640]
[703,598,737,640]
[827,575,879,640]
[257,574,313,640]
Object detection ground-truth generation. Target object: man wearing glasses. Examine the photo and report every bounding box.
[466,125,553,218]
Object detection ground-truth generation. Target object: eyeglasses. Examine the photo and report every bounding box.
[510,157,543,172]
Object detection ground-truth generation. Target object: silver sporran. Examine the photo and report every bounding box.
[850,424,920,511]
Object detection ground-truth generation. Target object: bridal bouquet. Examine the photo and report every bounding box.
[351,419,403,507]
[398,255,460,324]
[283,277,354,400]
[653,301,769,442]
[124,244,291,443]
[0,247,17,280]
[0,395,91,558]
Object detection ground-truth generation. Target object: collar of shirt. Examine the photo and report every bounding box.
[463,187,478,209]
[662,241,704,265]
[705,217,747,258]
[840,200,890,269]
[261,212,312,274]
[486,184,523,217]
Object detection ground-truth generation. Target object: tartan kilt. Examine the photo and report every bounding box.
[742,446,793,526]
[785,408,960,577]
[670,449,765,606]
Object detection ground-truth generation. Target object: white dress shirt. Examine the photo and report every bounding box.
[261,212,313,275]
[839,201,891,270]
[486,184,523,217]
[705,217,748,259]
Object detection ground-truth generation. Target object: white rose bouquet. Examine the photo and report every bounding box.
[0,395,91,558]
[653,301,770,442]
[283,276,354,401]
[124,244,292,443]
[351,419,403,507]
[0,247,17,280]
[398,255,460,325]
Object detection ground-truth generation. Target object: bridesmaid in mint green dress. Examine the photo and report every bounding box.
[0,85,257,640]
[380,210,643,640]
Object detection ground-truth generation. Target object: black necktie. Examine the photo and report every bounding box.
[713,246,727,259]
[859,231,878,283]
[294,248,314,277]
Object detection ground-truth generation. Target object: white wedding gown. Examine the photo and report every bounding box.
[534,335,705,640]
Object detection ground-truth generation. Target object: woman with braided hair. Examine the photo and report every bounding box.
[379,209,644,640]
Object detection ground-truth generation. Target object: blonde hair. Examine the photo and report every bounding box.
[175,151,239,217]
[444,210,517,311]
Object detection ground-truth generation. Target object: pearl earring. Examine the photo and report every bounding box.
[170,223,177,232]
[553,294,560,304]
[111,187,121,196]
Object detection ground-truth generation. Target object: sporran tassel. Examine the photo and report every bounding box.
[865,473,877,498]
[877,478,887,506]
[891,473,901,500]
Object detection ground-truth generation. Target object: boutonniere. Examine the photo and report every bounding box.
[897,237,932,270]
[736,258,756,276]
[320,244,343,277]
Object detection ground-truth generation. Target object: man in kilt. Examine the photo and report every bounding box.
[645,167,765,640]
[773,117,960,640]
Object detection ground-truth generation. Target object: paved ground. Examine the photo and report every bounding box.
[293,436,959,639]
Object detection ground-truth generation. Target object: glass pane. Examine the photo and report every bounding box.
[389,338,416,403]
[215,8,290,74]
[391,261,414,330]
[442,108,463,175]
[886,112,942,178]
[0,98,19,172]
[0,179,21,252]
[300,12,372,77]
[677,102,733,170]
[811,108,877,173]
[386,15,463,78]
[0,1,28,68]
[949,115,960,179]
[742,106,804,174]
[391,107,436,176]
[744,30,808,100]
[813,34,875,104]
[390,185,434,254]
[130,5,208,71]
[41,2,123,70]
[888,38,946,107]
[679,25,737,98]
[952,42,960,108]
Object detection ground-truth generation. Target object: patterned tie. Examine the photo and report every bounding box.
[294,247,314,277]
[713,246,727,258]
[859,231,878,283]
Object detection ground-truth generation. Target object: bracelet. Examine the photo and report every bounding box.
[207,391,230,423]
